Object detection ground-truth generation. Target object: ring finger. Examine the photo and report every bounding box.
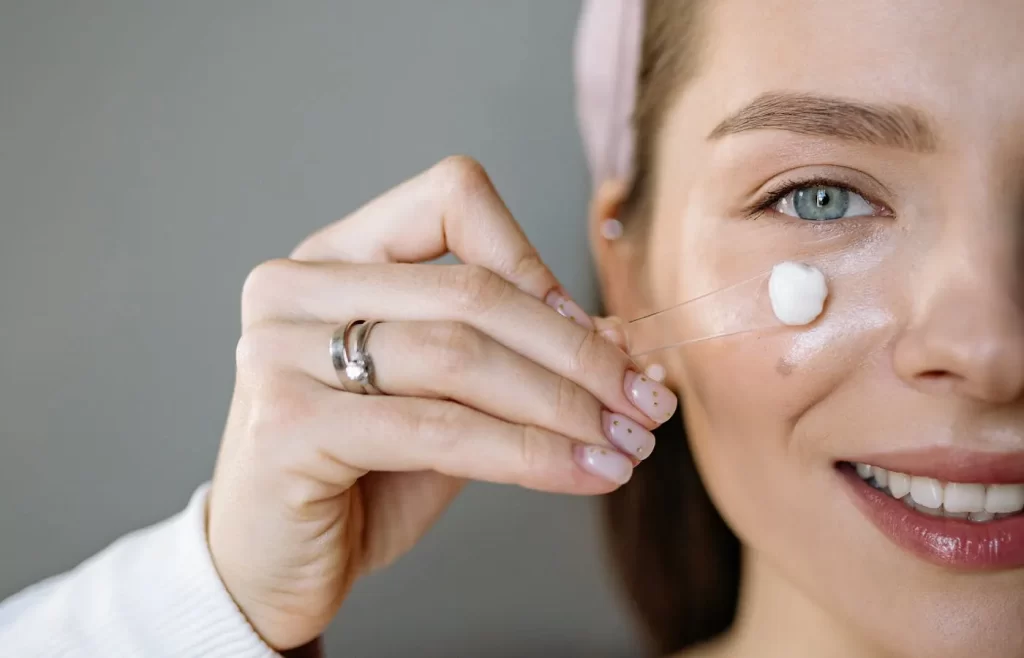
[241,321,657,461]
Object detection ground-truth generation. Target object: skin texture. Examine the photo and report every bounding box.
[593,1,1024,657]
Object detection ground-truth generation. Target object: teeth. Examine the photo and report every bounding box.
[888,471,911,499]
[943,483,987,513]
[985,485,1024,514]
[851,462,1024,522]
[910,476,943,509]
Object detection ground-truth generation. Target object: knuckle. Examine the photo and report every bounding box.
[517,425,551,474]
[551,376,588,428]
[567,329,604,377]
[246,378,317,448]
[412,402,466,455]
[442,264,510,315]
[234,324,279,374]
[433,155,492,196]
[423,322,486,377]
[506,251,549,287]
[241,258,295,321]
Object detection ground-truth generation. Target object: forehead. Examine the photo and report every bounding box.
[689,0,1024,138]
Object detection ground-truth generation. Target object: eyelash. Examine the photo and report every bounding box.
[743,175,888,221]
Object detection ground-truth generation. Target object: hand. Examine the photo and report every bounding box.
[207,156,679,650]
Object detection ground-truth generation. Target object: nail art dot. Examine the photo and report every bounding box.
[654,402,659,406]
[640,376,647,382]
[653,391,659,398]
[558,304,565,312]
[613,420,620,426]
[637,447,646,457]
[627,428,633,434]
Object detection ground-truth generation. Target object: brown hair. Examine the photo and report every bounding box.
[603,2,742,654]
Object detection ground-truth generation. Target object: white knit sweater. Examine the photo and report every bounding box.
[0,484,292,658]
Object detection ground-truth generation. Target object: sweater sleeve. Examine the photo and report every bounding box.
[0,483,289,658]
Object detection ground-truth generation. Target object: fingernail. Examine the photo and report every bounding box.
[603,411,656,460]
[644,363,666,383]
[545,289,594,329]
[600,218,624,240]
[574,444,633,484]
[624,371,678,423]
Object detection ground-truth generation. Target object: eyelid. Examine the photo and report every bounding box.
[741,166,895,218]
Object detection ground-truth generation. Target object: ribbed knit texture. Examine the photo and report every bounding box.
[0,484,287,658]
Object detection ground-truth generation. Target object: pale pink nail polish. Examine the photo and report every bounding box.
[600,218,624,240]
[545,290,595,329]
[624,370,678,423]
[603,411,656,460]
[574,444,633,484]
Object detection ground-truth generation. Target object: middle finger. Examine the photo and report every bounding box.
[247,320,656,461]
[241,260,679,427]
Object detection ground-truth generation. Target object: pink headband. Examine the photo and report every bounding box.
[574,0,645,186]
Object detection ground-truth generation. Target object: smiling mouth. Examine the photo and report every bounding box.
[845,461,1024,522]
[838,456,1024,570]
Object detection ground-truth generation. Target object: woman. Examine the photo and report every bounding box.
[3,0,1023,656]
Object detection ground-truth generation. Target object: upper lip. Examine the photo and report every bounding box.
[841,447,1024,484]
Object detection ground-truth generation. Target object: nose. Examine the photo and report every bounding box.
[892,239,1024,406]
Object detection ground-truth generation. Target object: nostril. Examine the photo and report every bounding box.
[911,370,963,396]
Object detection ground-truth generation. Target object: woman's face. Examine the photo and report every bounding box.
[607,0,1024,655]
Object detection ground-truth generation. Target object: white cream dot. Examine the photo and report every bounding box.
[768,261,829,326]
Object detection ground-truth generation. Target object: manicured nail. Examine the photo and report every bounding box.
[644,363,666,383]
[574,444,633,484]
[600,218,624,240]
[545,289,594,329]
[624,370,678,423]
[603,411,655,460]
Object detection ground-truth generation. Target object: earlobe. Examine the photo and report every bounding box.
[589,178,630,246]
[589,178,642,322]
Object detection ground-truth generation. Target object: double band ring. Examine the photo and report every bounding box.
[330,320,382,395]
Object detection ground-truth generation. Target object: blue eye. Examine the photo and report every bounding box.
[774,185,874,221]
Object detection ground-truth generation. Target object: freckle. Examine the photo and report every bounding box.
[776,357,794,376]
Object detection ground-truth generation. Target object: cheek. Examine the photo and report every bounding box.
[661,270,901,542]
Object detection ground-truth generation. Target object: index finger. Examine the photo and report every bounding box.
[290,156,590,325]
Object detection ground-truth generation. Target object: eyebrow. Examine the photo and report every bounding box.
[708,92,938,152]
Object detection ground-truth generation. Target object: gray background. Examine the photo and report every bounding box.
[0,1,641,656]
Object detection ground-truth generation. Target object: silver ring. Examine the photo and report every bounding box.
[330,320,382,395]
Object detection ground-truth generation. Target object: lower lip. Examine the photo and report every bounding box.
[839,464,1024,570]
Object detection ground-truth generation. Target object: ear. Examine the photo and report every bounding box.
[589,179,648,321]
